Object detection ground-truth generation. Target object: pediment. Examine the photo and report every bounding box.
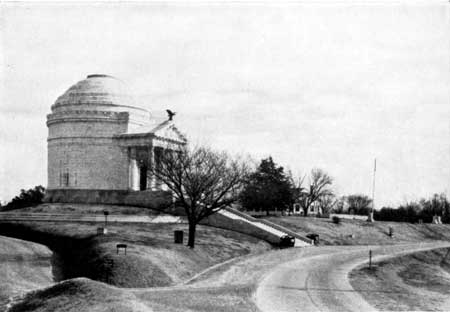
[153,123,187,143]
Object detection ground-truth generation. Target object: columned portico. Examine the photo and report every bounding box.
[127,146,157,191]
[116,123,186,192]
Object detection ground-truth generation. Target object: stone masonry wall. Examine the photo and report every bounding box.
[44,189,172,209]
[47,139,129,190]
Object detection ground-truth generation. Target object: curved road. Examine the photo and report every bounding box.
[255,242,450,312]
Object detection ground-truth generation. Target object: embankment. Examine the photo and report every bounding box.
[0,221,271,289]
[266,216,450,245]
[349,247,450,311]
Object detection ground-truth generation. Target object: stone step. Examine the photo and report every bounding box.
[218,209,312,247]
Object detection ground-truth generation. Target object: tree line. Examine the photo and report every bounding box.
[239,156,335,216]
[0,185,45,211]
[374,194,450,223]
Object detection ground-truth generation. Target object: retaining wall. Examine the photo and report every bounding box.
[44,189,172,210]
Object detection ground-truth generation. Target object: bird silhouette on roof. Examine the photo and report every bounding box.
[166,109,176,121]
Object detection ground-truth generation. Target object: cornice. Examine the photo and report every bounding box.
[51,102,150,113]
[48,110,128,117]
[46,111,129,126]
[47,136,116,145]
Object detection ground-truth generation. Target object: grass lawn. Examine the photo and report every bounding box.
[6,208,450,312]
[0,236,53,308]
[9,278,259,312]
[265,215,450,245]
[349,247,450,311]
[1,216,272,312]
[0,220,271,289]
[5,245,318,312]
[9,278,149,312]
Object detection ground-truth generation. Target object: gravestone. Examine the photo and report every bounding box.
[97,227,108,235]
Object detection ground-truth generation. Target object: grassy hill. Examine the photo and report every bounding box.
[265,216,450,245]
[6,207,450,312]
[0,220,271,289]
[0,236,53,309]
[350,247,450,311]
[9,278,149,312]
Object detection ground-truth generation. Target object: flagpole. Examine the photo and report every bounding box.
[369,158,376,222]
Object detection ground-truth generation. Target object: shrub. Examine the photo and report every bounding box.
[332,216,341,224]
[2,185,45,211]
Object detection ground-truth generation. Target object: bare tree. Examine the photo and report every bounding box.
[150,145,249,248]
[288,173,306,215]
[346,194,372,215]
[317,193,337,215]
[301,168,333,216]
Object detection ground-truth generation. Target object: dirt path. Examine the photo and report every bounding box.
[0,235,54,310]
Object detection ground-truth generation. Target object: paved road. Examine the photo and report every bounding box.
[255,242,450,312]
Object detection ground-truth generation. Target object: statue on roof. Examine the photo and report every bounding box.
[166,109,176,121]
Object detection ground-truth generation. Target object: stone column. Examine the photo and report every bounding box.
[154,147,162,190]
[128,147,139,191]
[146,145,154,190]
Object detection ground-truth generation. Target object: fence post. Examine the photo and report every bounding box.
[369,250,372,268]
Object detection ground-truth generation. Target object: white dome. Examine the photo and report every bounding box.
[52,74,143,111]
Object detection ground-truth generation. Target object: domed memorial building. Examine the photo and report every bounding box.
[45,74,186,205]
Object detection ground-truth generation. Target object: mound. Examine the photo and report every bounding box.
[349,247,450,311]
[10,278,150,312]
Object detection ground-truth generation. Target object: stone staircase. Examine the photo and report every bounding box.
[205,207,313,247]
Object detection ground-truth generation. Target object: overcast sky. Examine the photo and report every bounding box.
[1,2,449,207]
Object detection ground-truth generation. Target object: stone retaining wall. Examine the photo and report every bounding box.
[44,189,172,210]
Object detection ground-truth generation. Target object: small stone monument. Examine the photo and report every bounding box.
[97,227,108,235]
[367,212,374,222]
[432,215,442,224]
[117,244,127,255]
[388,226,394,237]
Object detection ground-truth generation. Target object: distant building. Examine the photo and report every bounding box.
[294,202,323,216]
[45,74,186,204]
[243,203,322,217]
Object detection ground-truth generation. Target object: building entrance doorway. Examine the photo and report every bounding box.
[139,165,148,190]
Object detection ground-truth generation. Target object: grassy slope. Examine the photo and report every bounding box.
[266,216,450,245]
[349,247,450,311]
[0,221,271,289]
[10,278,257,312]
[10,210,450,312]
[11,238,450,311]
[0,236,53,307]
[7,247,319,312]
[9,278,150,312]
